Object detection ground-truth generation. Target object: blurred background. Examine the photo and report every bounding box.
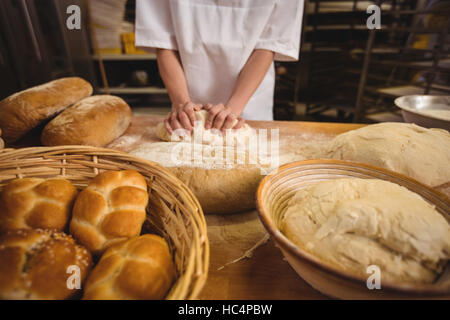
[0,0,449,123]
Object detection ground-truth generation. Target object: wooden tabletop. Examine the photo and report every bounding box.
[107,115,366,300]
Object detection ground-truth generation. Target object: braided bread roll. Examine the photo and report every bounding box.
[0,178,78,233]
[0,229,92,300]
[69,170,148,255]
[83,234,175,300]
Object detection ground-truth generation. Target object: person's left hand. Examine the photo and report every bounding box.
[203,103,245,132]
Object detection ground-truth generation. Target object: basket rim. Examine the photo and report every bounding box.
[0,145,210,300]
[256,159,450,297]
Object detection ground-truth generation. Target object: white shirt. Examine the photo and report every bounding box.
[135,0,303,121]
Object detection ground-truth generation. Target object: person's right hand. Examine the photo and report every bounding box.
[164,101,202,135]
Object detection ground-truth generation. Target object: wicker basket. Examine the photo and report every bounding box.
[257,159,450,299]
[0,146,209,300]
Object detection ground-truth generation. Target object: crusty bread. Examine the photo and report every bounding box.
[0,178,78,233]
[0,229,92,300]
[0,128,4,149]
[41,95,132,147]
[69,170,148,255]
[83,234,175,300]
[0,77,93,144]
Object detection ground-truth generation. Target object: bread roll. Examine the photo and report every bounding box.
[83,234,175,300]
[0,77,93,144]
[69,170,148,255]
[41,95,132,147]
[0,178,78,233]
[0,229,92,300]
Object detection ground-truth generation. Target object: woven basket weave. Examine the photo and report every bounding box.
[0,146,209,300]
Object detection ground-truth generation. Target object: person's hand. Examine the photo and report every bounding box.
[203,103,245,132]
[164,101,202,134]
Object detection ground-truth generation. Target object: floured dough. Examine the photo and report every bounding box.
[324,123,450,187]
[156,109,254,146]
[281,178,450,285]
[130,142,282,214]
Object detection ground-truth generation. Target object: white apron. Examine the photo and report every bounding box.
[136,0,303,121]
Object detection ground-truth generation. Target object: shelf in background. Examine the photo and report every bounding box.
[375,85,446,97]
[97,87,167,95]
[92,54,156,61]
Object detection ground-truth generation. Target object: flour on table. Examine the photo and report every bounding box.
[156,110,255,147]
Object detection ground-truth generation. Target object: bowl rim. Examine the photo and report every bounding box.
[256,159,450,296]
[394,95,450,123]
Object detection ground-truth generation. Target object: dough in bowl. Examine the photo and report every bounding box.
[281,178,450,285]
[324,123,450,187]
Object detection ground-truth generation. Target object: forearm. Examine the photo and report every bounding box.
[156,48,191,108]
[226,49,275,115]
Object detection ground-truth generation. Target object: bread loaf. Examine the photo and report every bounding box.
[69,170,148,255]
[41,95,132,147]
[0,77,93,144]
[0,178,78,233]
[83,234,175,300]
[130,141,276,214]
[0,229,92,300]
[170,166,263,214]
[0,128,4,150]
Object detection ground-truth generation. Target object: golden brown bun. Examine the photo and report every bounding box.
[83,234,175,300]
[0,229,92,300]
[69,170,148,255]
[0,77,93,144]
[0,178,78,233]
[41,95,131,147]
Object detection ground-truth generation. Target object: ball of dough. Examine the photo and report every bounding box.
[324,123,450,187]
[156,109,254,146]
[281,178,450,285]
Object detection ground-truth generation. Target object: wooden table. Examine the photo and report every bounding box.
[107,115,366,300]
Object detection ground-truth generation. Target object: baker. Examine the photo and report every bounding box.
[135,0,303,134]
